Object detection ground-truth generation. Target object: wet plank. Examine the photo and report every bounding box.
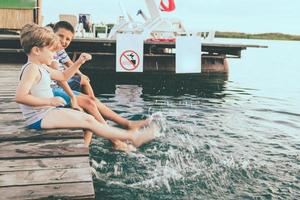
[0,113,22,120]
[0,157,90,172]
[0,107,21,111]
[0,96,14,102]
[0,102,19,111]
[0,139,88,159]
[0,182,95,200]
[0,167,92,187]
[0,129,84,141]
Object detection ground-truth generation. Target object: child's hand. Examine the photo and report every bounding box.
[49,97,66,107]
[78,53,92,64]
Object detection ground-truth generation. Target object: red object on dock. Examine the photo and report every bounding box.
[146,38,176,42]
[160,0,176,12]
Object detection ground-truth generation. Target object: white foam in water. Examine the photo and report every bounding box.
[114,164,123,176]
[93,103,259,194]
[91,159,109,180]
[91,159,99,169]
[128,165,183,193]
[148,111,168,135]
[91,159,107,170]
[90,166,102,179]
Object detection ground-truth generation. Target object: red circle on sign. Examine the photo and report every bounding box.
[119,50,140,71]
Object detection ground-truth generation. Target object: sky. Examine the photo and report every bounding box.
[42,0,300,35]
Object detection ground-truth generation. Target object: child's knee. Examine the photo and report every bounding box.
[83,113,96,125]
[86,98,97,108]
[81,77,88,85]
[89,95,97,101]
[81,96,94,106]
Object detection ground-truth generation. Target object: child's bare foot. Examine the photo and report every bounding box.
[127,118,152,130]
[132,123,158,147]
[113,140,137,152]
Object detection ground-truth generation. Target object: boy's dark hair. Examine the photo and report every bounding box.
[45,23,55,30]
[53,21,75,34]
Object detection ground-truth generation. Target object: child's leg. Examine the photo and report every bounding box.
[76,95,106,123]
[53,87,102,147]
[41,108,155,147]
[81,77,95,97]
[77,94,130,150]
[91,96,150,130]
[83,130,93,147]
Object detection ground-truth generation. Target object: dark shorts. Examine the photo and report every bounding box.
[27,119,42,130]
[68,74,81,92]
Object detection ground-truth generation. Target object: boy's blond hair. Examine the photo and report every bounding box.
[20,23,61,54]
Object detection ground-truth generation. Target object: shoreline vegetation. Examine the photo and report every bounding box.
[215,31,300,41]
[1,28,300,41]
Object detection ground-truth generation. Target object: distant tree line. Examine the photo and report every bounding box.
[215,31,300,41]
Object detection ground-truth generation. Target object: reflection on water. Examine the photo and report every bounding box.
[84,39,300,199]
[83,71,228,97]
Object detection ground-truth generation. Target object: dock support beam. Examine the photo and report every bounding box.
[202,57,229,74]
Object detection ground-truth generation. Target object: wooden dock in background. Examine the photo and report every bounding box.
[0,35,267,74]
[0,64,95,199]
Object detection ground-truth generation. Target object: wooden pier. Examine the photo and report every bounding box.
[0,64,95,199]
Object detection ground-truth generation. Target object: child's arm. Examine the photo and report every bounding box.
[58,81,82,111]
[15,64,65,107]
[46,53,92,81]
[49,61,82,110]
[65,59,90,81]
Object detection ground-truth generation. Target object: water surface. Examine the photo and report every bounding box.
[86,39,300,199]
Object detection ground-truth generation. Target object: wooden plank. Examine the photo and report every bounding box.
[0,73,18,77]
[0,92,17,96]
[0,69,20,72]
[0,113,22,120]
[0,102,19,109]
[0,67,20,70]
[0,71,19,73]
[0,157,90,172]
[0,92,21,96]
[0,85,18,89]
[0,79,19,81]
[0,109,20,113]
[0,167,92,187]
[0,99,18,102]
[0,84,18,86]
[0,139,88,159]
[0,99,18,103]
[0,86,18,91]
[0,122,24,132]
[0,86,17,88]
[0,129,84,141]
[0,96,15,100]
[0,73,19,77]
[0,182,95,200]
[0,78,18,81]
[0,70,20,72]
